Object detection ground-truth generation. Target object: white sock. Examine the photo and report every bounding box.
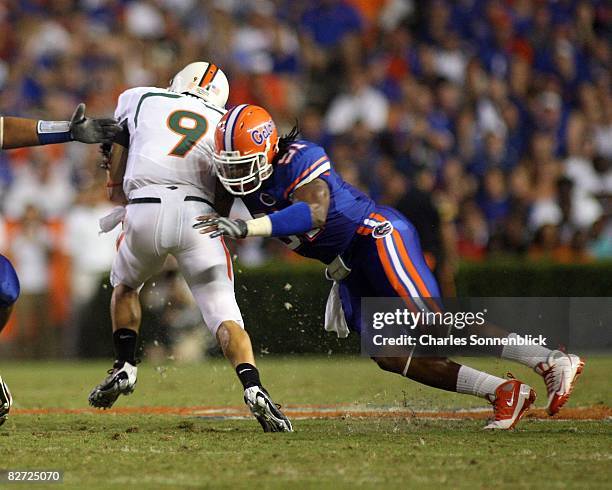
[501,333,552,369]
[456,365,505,399]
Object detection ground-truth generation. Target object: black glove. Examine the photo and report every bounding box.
[193,216,248,239]
[69,103,122,145]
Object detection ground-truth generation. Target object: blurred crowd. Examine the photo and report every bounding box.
[0,0,611,352]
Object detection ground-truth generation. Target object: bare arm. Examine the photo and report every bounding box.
[291,178,330,228]
[1,104,121,149]
[104,143,128,204]
[0,117,39,148]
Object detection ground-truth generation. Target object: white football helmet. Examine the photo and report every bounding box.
[168,61,229,108]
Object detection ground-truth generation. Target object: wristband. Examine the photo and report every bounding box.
[37,120,73,145]
[268,201,314,237]
[246,216,272,237]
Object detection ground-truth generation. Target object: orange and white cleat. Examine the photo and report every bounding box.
[484,378,536,430]
[534,350,584,416]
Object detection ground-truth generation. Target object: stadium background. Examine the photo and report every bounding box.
[0,0,610,360]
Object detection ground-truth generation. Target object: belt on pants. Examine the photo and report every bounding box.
[128,196,214,208]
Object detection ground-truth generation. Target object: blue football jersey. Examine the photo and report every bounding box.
[241,140,375,264]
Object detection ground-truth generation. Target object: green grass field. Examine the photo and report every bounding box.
[0,356,610,489]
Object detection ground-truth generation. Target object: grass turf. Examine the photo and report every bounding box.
[0,356,610,489]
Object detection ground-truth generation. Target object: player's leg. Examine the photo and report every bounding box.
[110,283,141,365]
[469,315,583,415]
[374,354,535,429]
[343,232,509,399]
[387,215,583,415]
[0,255,19,426]
[373,356,460,392]
[349,209,535,428]
[489,329,583,415]
[216,320,255,367]
[375,355,522,411]
[89,203,166,409]
[178,218,292,432]
[214,319,292,432]
[182,261,292,432]
[386,210,583,414]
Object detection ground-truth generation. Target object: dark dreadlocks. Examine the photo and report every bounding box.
[273,122,300,164]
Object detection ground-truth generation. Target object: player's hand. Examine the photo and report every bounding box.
[193,215,248,239]
[70,103,122,145]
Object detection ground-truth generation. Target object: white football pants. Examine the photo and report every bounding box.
[111,184,243,335]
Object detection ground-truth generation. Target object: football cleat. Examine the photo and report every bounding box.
[534,350,584,416]
[88,361,137,409]
[244,386,293,433]
[0,375,12,427]
[484,378,536,430]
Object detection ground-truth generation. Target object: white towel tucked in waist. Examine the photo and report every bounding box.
[99,206,126,234]
[324,281,350,338]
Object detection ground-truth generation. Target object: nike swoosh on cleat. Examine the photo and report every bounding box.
[506,391,515,407]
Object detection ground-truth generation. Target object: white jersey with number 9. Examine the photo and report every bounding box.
[115,86,226,200]
[109,86,243,335]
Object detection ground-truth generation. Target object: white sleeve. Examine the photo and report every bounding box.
[114,87,153,123]
[114,89,137,123]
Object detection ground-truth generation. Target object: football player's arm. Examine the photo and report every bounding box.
[0,117,39,148]
[291,178,330,228]
[194,178,330,239]
[101,87,140,204]
[103,143,128,204]
[0,104,121,149]
[101,122,130,204]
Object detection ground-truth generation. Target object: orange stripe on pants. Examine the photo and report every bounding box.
[220,237,233,281]
[375,236,419,313]
[390,230,441,312]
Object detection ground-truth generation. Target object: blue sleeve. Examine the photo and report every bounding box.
[269,201,313,237]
